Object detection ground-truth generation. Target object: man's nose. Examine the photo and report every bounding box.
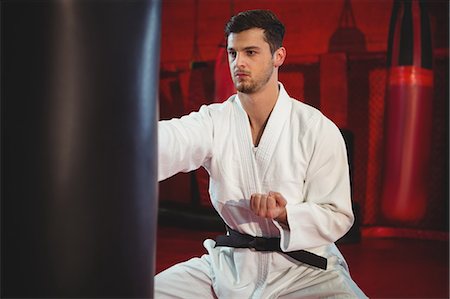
[234,52,246,68]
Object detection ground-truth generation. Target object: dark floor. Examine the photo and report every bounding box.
[156,226,449,299]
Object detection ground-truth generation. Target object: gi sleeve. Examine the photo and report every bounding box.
[158,105,214,181]
[275,115,354,251]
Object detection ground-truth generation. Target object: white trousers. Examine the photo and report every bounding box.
[155,239,367,299]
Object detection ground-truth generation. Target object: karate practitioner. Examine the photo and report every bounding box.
[156,9,367,299]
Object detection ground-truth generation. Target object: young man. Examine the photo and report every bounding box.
[156,9,367,298]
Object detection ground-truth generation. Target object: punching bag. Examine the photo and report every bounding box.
[380,0,433,222]
[214,44,236,101]
[1,0,160,297]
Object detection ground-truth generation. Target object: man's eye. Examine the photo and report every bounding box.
[247,51,255,56]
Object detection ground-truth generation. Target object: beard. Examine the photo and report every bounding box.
[233,62,274,94]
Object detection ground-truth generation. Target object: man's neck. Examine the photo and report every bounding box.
[239,81,280,146]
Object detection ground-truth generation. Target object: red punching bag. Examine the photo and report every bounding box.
[381,0,434,222]
[214,44,235,102]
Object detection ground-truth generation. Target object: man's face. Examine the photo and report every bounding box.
[227,28,275,94]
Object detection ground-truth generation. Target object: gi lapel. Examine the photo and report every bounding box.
[232,85,292,193]
[254,86,292,184]
[233,96,261,197]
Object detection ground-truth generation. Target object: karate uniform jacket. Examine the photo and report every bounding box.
[158,83,355,297]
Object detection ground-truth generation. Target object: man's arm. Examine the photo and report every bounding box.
[250,117,354,252]
[158,106,214,181]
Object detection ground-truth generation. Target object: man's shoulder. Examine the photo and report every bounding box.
[289,98,340,135]
[290,98,319,114]
[279,83,322,121]
[290,99,323,123]
[201,95,236,114]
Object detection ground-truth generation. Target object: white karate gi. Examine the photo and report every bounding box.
[156,84,367,298]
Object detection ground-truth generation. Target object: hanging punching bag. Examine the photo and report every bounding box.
[214,44,236,102]
[380,0,433,222]
[1,0,160,297]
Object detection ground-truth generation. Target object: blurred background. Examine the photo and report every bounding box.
[157,2,449,296]
[158,0,449,238]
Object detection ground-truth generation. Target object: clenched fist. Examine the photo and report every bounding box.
[250,191,288,226]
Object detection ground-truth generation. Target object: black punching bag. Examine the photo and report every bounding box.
[1,0,160,298]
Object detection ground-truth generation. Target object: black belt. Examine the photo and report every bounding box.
[214,228,327,270]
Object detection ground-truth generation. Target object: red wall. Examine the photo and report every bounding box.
[159,0,449,232]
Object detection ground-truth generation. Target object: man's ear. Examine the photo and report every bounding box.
[274,47,286,68]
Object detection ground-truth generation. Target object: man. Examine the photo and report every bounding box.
[156,9,367,298]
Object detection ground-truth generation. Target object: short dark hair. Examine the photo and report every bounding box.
[224,9,285,55]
